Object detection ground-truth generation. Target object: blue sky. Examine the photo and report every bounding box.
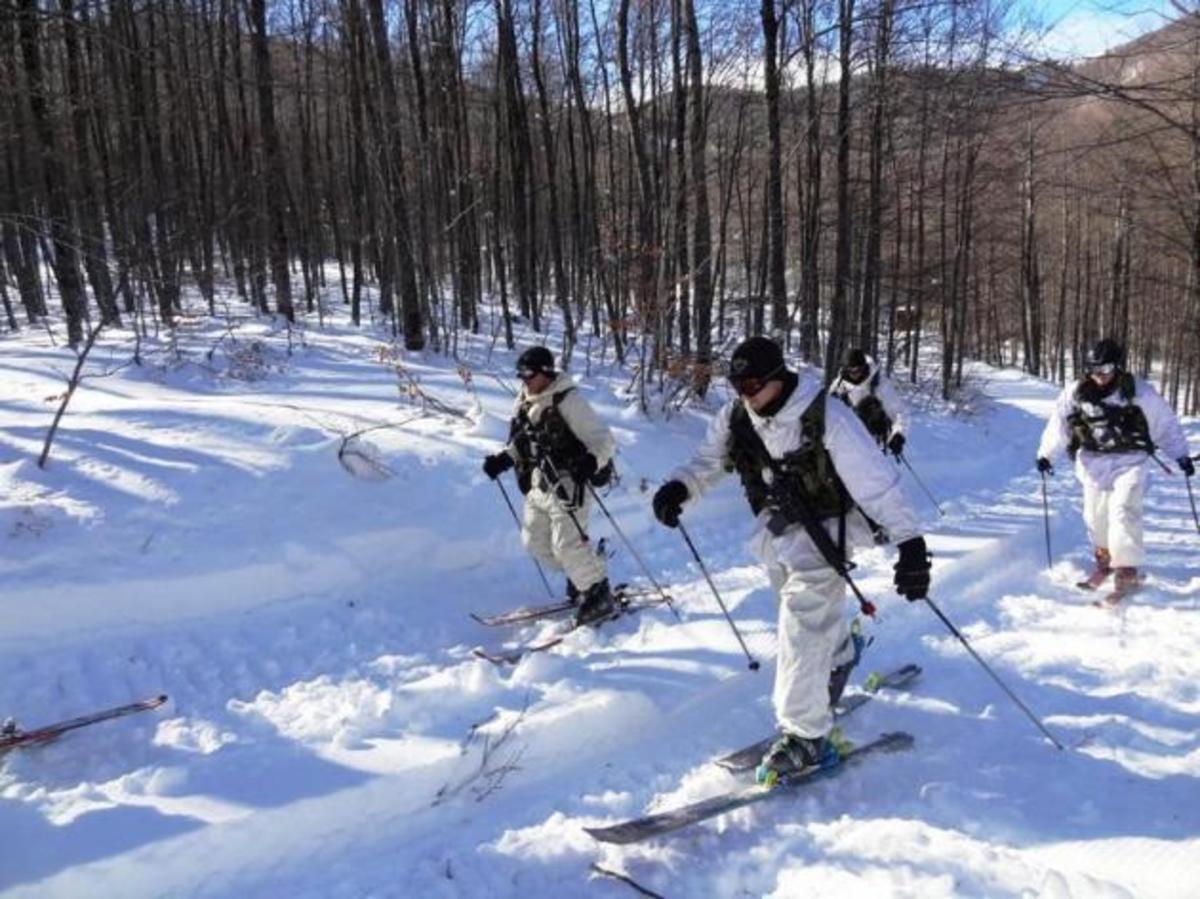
[1028,0,1185,58]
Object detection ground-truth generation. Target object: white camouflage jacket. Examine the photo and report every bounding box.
[504,373,615,474]
[828,354,907,440]
[670,372,920,575]
[1037,376,1188,490]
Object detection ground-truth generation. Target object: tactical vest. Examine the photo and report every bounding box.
[838,371,891,444]
[510,387,611,496]
[724,390,855,526]
[1066,373,1153,456]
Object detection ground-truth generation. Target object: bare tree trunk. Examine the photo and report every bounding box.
[761,0,787,336]
[798,0,823,364]
[826,0,855,381]
[531,0,576,359]
[365,0,424,348]
[496,0,538,331]
[18,0,89,344]
[61,0,119,325]
[250,0,294,321]
[669,0,690,359]
[618,0,657,386]
[858,0,893,356]
[684,0,713,394]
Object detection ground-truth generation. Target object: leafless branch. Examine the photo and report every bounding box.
[378,344,471,420]
[590,864,667,899]
[37,322,106,469]
[431,691,532,806]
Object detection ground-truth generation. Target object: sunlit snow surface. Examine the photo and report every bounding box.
[1,309,1197,898]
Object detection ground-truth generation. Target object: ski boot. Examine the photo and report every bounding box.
[1098,566,1140,608]
[828,619,869,708]
[573,578,617,627]
[1,717,17,737]
[755,729,844,788]
[1076,548,1112,591]
[566,579,581,606]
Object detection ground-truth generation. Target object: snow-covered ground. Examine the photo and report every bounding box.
[1,308,1197,898]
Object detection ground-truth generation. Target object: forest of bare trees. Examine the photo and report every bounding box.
[2,0,1199,412]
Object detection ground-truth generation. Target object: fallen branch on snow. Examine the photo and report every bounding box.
[431,692,531,806]
[590,864,666,899]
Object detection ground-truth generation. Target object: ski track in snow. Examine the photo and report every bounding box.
[1,315,1198,898]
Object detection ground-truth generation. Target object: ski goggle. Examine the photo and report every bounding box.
[841,365,868,382]
[1087,362,1117,376]
[516,367,544,382]
[728,363,783,397]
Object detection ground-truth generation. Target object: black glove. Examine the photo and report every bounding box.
[590,459,615,487]
[652,480,689,528]
[1036,457,1053,475]
[1180,456,1196,478]
[887,433,906,457]
[893,536,931,602]
[571,453,599,483]
[483,452,514,480]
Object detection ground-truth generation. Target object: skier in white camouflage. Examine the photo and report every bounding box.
[651,336,930,782]
[829,347,910,544]
[829,347,909,459]
[1036,337,1192,604]
[483,346,618,626]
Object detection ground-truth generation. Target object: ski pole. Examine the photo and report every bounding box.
[1185,473,1200,535]
[538,456,592,542]
[587,486,681,621]
[1148,451,1173,475]
[676,521,760,671]
[1039,469,1053,568]
[1148,450,1198,532]
[495,480,556,599]
[898,452,944,517]
[921,595,1065,750]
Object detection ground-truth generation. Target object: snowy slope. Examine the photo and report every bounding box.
[1,312,1197,898]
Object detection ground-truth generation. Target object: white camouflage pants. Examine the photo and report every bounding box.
[521,484,606,592]
[769,562,858,739]
[1082,465,1145,567]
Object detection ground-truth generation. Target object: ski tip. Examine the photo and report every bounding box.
[152,694,169,706]
[583,825,640,845]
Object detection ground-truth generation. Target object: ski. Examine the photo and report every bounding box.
[472,635,566,665]
[472,594,672,666]
[714,663,921,772]
[471,583,661,628]
[471,599,574,628]
[1,694,168,754]
[585,731,914,845]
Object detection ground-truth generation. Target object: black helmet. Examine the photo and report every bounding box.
[516,346,555,379]
[1086,338,1123,370]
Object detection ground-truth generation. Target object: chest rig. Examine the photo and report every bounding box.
[1067,373,1152,457]
[724,391,855,542]
[510,388,598,501]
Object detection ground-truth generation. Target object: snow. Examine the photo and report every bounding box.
[1,310,1198,898]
